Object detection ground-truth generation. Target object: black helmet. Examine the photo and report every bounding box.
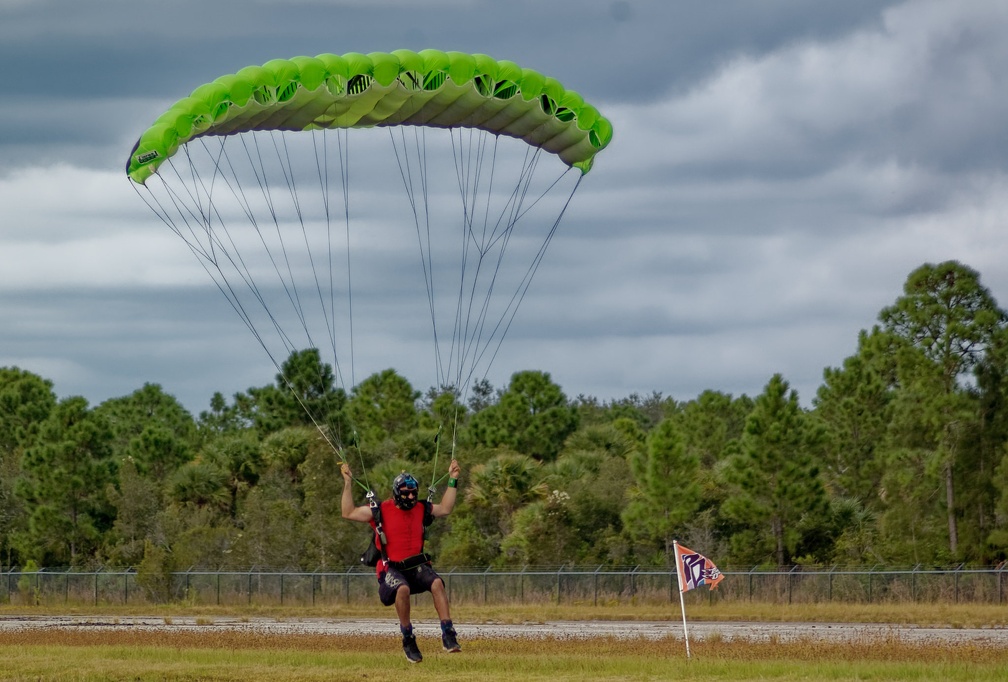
[392,472,420,510]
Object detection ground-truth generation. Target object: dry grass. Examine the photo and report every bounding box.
[2,600,1006,679]
[0,628,1005,681]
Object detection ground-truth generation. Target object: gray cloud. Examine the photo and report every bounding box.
[2,0,1007,414]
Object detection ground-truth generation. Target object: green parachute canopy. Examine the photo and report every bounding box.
[127,49,612,465]
[127,49,612,183]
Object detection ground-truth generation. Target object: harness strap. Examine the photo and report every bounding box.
[372,498,435,566]
[421,500,434,549]
[366,491,388,563]
[389,553,432,571]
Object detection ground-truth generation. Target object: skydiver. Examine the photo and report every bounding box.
[341,459,463,663]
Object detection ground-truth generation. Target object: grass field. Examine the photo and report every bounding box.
[1,602,1005,681]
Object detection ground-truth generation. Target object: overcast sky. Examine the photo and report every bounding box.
[3,0,1008,416]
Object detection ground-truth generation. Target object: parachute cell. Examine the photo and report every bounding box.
[127,50,612,184]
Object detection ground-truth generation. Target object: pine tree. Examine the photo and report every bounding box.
[722,375,826,567]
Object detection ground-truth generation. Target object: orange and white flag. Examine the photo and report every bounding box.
[675,542,724,592]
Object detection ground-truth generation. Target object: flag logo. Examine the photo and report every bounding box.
[675,542,724,592]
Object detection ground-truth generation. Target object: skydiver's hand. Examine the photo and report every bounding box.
[341,463,353,482]
[448,458,461,479]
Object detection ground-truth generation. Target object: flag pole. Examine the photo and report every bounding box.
[673,540,691,658]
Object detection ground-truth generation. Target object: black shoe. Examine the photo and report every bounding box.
[402,634,423,663]
[442,627,461,653]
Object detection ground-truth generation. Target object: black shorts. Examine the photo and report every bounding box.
[378,563,442,606]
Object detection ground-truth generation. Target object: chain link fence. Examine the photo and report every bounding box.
[2,565,1006,607]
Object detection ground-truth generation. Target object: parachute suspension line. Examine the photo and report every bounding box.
[231,134,345,445]
[157,134,353,458]
[441,128,512,460]
[337,127,356,391]
[392,126,468,489]
[237,130,347,438]
[134,160,207,257]
[414,126,442,389]
[427,127,480,460]
[157,146,296,356]
[133,157,332,458]
[310,127,342,390]
[308,126,355,455]
[273,129,338,362]
[455,128,489,392]
[235,125,355,471]
[147,144,231,263]
[194,133,310,358]
[417,127,441,388]
[130,173,272,339]
[389,126,443,387]
[449,142,583,405]
[448,131,518,401]
[455,131,502,395]
[273,131,341,395]
[445,130,468,395]
[474,159,570,379]
[444,128,492,459]
[391,127,455,488]
[300,130,364,457]
[245,132,315,352]
[445,127,491,400]
[211,138,317,359]
[479,171,584,376]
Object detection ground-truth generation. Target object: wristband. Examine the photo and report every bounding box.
[448,477,458,488]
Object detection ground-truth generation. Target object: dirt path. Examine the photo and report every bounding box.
[2,615,1006,645]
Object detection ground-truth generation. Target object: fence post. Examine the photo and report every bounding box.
[999,563,1005,605]
[483,566,491,604]
[520,566,525,604]
[788,566,797,605]
[749,566,755,601]
[556,565,562,605]
[588,564,596,608]
[94,570,98,606]
[828,565,834,602]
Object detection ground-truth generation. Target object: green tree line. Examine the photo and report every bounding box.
[3,260,1008,572]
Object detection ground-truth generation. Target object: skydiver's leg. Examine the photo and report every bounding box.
[418,568,460,652]
[431,578,451,621]
[394,584,412,628]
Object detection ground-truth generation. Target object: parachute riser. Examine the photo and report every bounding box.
[333,428,373,495]
[427,424,444,504]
